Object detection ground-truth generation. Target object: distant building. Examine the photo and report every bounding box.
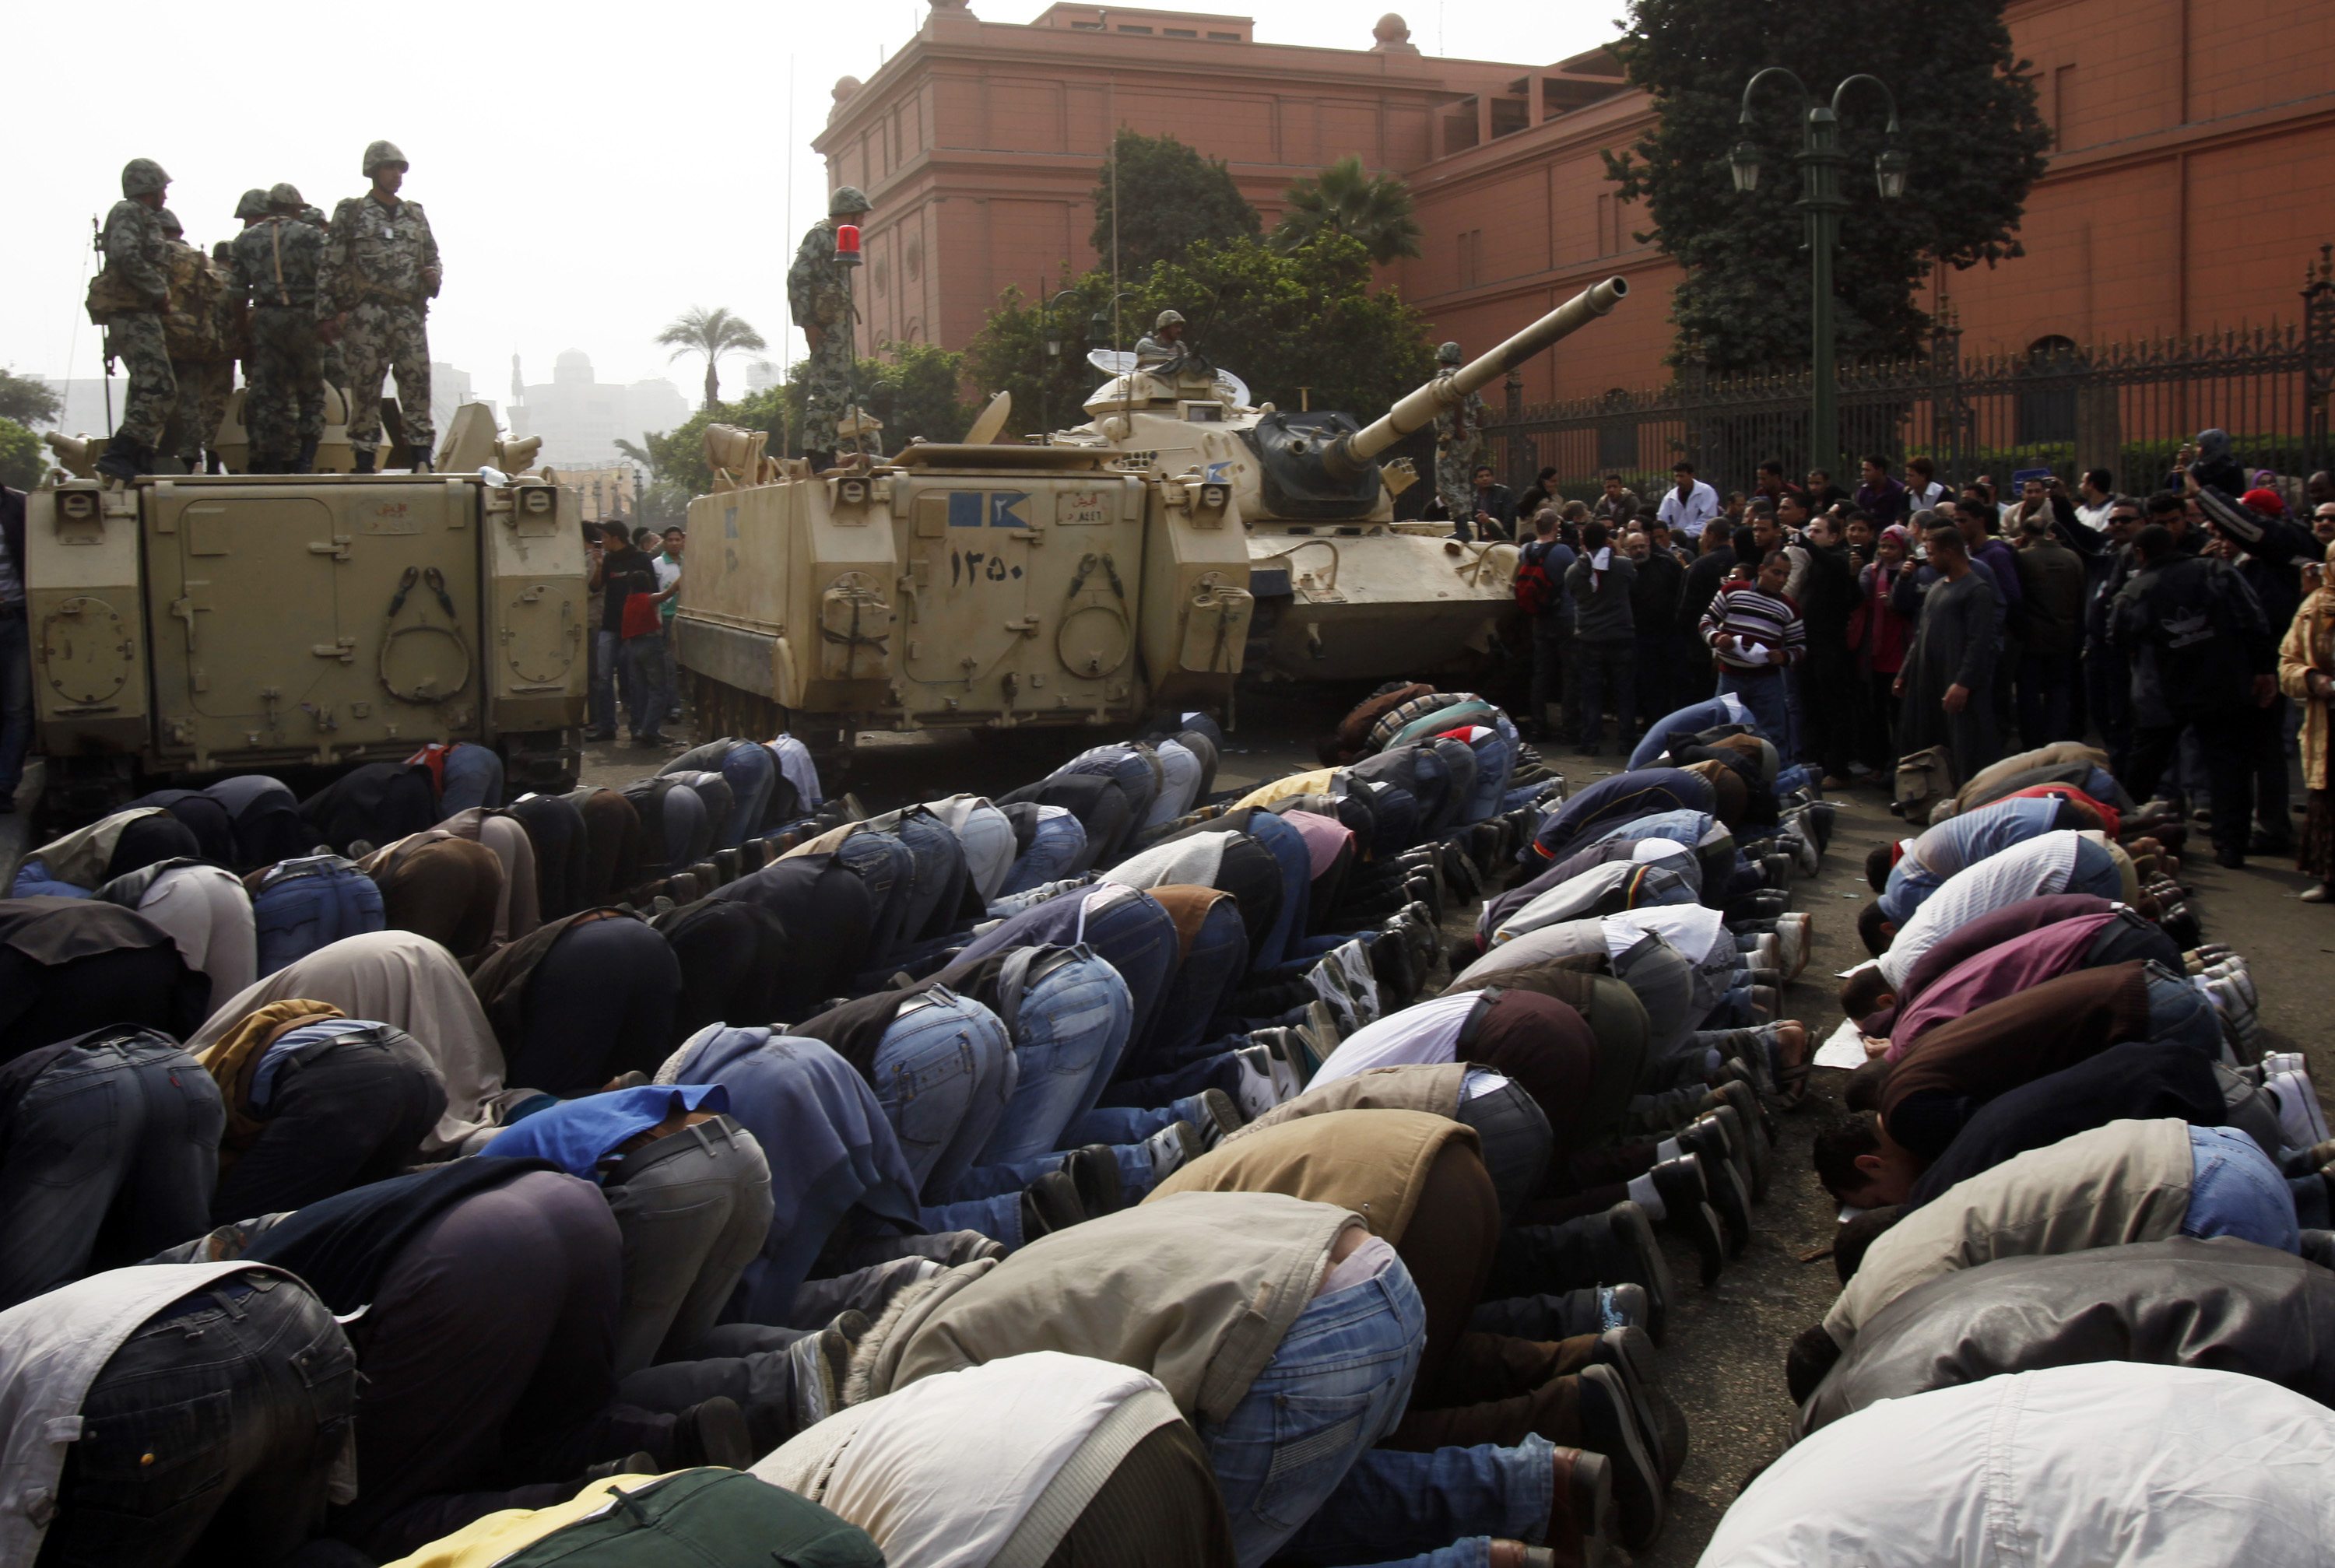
[542,465,642,524]
[745,359,783,394]
[506,350,690,468]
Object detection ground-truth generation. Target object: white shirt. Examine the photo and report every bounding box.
[2075,496,2114,531]
[1602,902,1726,965]
[1878,828,2086,987]
[1699,1363,2335,1567]
[1656,479,1720,540]
[1311,989,1482,1085]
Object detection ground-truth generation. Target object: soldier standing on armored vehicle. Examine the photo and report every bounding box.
[155,209,234,475]
[322,140,440,473]
[232,184,328,472]
[1431,339,1487,521]
[788,185,869,470]
[92,160,177,482]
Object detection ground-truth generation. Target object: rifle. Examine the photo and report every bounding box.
[93,216,114,433]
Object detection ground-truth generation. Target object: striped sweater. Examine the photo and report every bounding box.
[1700,581,1807,671]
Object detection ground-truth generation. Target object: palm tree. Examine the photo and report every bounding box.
[1273,156,1424,265]
[656,305,768,409]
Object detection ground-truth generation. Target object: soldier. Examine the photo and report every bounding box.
[231,184,328,472]
[787,184,870,469]
[92,159,177,482]
[155,209,235,474]
[294,201,349,405]
[1431,340,1487,520]
[1134,308,1189,370]
[321,139,441,472]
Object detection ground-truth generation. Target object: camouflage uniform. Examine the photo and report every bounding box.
[321,190,440,460]
[298,204,347,398]
[231,215,328,467]
[100,196,177,452]
[787,188,869,458]
[1434,389,1488,517]
[156,216,235,468]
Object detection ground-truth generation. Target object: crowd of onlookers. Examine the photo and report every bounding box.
[1494,439,2335,895]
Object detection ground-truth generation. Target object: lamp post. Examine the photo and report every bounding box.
[1730,69,1908,478]
[1038,287,1083,434]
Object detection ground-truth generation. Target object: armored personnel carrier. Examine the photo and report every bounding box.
[24,404,587,819]
[1050,277,1628,682]
[669,405,1252,765]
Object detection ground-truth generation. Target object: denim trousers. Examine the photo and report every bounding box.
[590,627,622,734]
[1462,723,1517,823]
[211,1026,446,1226]
[2182,1124,2302,1253]
[1079,891,1182,1067]
[0,609,30,798]
[1280,1436,1559,1566]
[605,1115,777,1376]
[869,990,1014,1198]
[37,1271,356,1567]
[0,1031,225,1310]
[1716,668,1794,766]
[252,858,387,977]
[1132,898,1250,1075]
[2144,963,2228,1060]
[623,631,672,741]
[715,742,777,846]
[1245,811,1316,969]
[1069,1090,1220,1146]
[1198,1257,1427,1567]
[437,743,504,815]
[977,949,1135,1165]
[999,811,1087,896]
[891,810,971,946]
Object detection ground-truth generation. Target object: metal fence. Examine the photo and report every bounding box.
[1478,244,2335,507]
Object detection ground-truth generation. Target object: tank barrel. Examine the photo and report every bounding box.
[1326,275,1629,478]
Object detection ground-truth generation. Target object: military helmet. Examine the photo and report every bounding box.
[1153,309,1186,331]
[157,209,184,240]
[829,185,871,216]
[362,139,409,176]
[1436,341,1463,365]
[269,182,304,211]
[121,158,170,198]
[235,188,272,220]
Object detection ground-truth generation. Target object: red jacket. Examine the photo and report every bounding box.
[1847,562,1912,675]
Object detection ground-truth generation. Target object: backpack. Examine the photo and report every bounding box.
[1893,745,1957,826]
[1514,544,1560,617]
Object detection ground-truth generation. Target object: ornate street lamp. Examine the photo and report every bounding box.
[1733,68,1908,475]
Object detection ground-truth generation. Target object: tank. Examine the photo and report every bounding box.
[24,404,586,819]
[1049,276,1630,682]
[670,407,1252,766]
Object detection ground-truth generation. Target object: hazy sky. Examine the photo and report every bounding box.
[10,0,1619,420]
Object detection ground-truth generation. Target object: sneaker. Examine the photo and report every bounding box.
[1329,938,1383,1024]
[1758,851,1793,889]
[2270,1070,2333,1150]
[2196,973,2263,1049]
[1577,1363,1666,1550]
[2259,1052,2307,1080]
[1298,1000,1340,1070]
[1231,1043,1283,1121]
[1139,1123,1201,1184]
[1771,911,1812,980]
[1193,1087,1245,1147]
[1306,958,1365,1037]
[2200,959,2258,1011]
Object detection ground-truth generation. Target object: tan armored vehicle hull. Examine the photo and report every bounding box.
[673,427,1252,760]
[26,455,587,818]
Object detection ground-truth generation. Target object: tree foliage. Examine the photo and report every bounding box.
[964,233,1438,440]
[1273,156,1423,265]
[1603,0,2049,373]
[622,344,974,522]
[0,368,61,430]
[0,419,45,491]
[655,305,768,409]
[1090,129,1261,279]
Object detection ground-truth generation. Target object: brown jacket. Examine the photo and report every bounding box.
[1218,1065,1466,1148]
[2279,584,2335,791]
[1148,1109,1475,1245]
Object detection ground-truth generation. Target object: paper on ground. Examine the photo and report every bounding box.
[1813,1016,1873,1070]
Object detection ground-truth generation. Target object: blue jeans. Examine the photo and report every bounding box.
[2144,963,2226,1060]
[1245,811,1315,969]
[870,991,1013,1199]
[1462,721,1517,823]
[437,743,504,816]
[1282,1438,1558,1564]
[1078,891,1182,1068]
[1628,695,1747,768]
[590,628,621,735]
[0,609,32,799]
[2182,1124,2301,1253]
[1198,1258,1427,1567]
[1100,1047,1250,1110]
[977,949,1135,1164]
[623,631,671,741]
[251,858,386,977]
[892,809,971,946]
[1069,1091,1220,1146]
[1716,668,1794,764]
[1132,898,1249,1074]
[1000,810,1087,896]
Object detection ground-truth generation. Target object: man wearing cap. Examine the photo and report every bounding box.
[153,207,236,475]
[232,185,328,472]
[92,160,177,481]
[321,140,441,472]
[1432,340,1487,520]
[1134,308,1189,370]
[788,186,871,470]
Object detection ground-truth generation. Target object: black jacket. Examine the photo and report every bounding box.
[1,486,24,606]
[2109,552,2274,725]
